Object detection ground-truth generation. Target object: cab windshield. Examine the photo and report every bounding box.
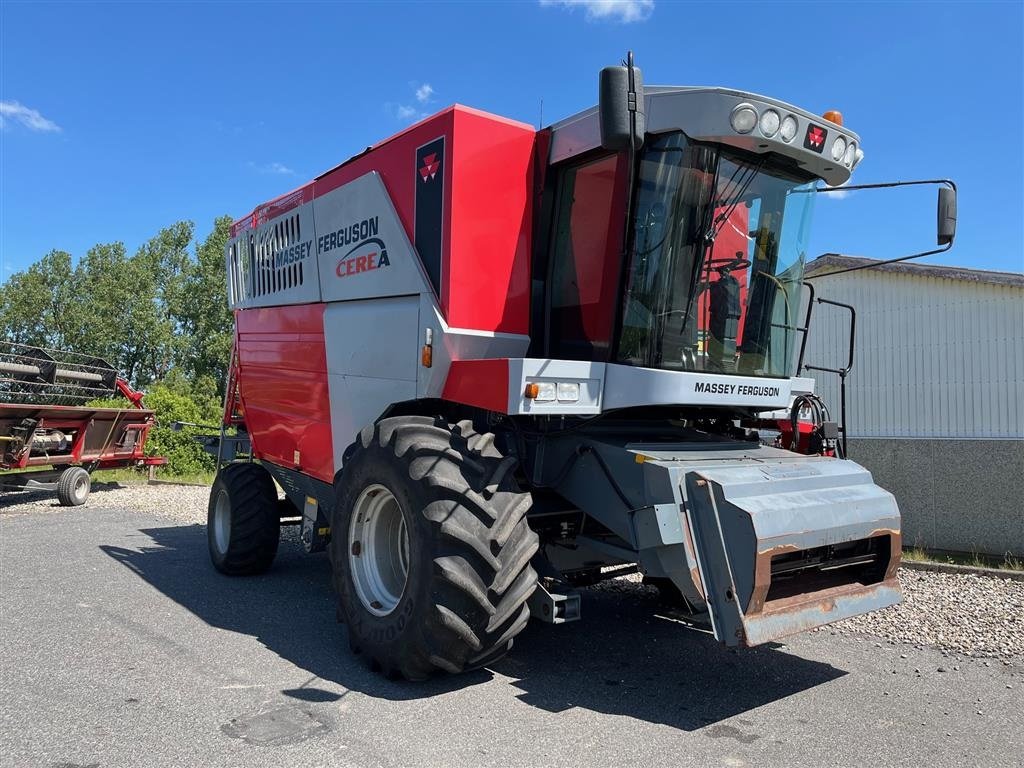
[616,132,816,377]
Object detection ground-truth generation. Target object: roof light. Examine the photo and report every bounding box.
[759,109,780,138]
[779,114,799,143]
[843,141,857,167]
[831,135,847,162]
[730,104,758,134]
[823,110,843,126]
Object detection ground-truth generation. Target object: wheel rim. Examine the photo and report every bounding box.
[74,475,88,498]
[348,484,409,617]
[213,489,231,554]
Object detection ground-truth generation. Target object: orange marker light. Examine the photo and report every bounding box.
[421,345,432,368]
[823,110,843,126]
[524,383,540,399]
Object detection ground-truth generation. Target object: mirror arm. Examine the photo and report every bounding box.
[807,178,957,280]
[816,178,956,194]
[805,240,954,280]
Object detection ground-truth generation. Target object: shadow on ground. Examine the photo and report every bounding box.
[101,522,845,732]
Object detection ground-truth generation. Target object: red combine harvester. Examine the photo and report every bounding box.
[209,56,957,680]
[0,343,165,505]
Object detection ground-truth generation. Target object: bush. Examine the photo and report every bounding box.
[141,376,222,477]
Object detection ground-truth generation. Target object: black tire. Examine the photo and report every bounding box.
[208,462,280,575]
[56,467,90,507]
[330,416,539,680]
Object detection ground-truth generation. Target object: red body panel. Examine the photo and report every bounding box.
[441,359,510,413]
[446,109,534,334]
[235,305,334,482]
[230,106,536,335]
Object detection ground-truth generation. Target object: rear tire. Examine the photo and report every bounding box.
[208,462,280,575]
[56,467,90,507]
[330,416,539,680]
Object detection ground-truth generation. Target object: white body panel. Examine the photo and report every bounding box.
[324,297,420,469]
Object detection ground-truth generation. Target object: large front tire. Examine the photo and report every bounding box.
[330,416,539,680]
[208,462,280,575]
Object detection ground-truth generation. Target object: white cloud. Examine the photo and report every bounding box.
[0,100,61,132]
[415,83,434,104]
[248,161,296,175]
[821,181,853,200]
[539,0,654,23]
[389,82,436,123]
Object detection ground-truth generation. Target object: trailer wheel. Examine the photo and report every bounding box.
[330,416,539,680]
[56,467,90,507]
[208,462,280,576]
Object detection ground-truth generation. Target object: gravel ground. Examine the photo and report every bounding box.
[3,481,1021,661]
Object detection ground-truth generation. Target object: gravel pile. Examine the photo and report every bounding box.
[592,568,1023,660]
[0,482,211,524]
[4,483,1021,659]
[832,568,1024,660]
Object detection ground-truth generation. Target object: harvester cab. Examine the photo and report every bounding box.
[210,55,956,679]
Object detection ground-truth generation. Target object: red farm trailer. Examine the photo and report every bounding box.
[0,343,164,505]
[207,55,957,680]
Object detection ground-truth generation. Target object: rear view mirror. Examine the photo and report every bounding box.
[937,186,957,245]
[599,54,645,151]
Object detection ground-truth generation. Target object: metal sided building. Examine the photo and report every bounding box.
[801,254,1024,557]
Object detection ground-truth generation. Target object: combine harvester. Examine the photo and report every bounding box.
[208,55,957,679]
[0,343,164,505]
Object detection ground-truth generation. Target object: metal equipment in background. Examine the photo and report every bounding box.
[202,53,956,681]
[0,343,165,506]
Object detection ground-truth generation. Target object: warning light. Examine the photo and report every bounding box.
[524,383,540,399]
[823,110,843,126]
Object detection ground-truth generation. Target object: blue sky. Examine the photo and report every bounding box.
[1,0,1022,280]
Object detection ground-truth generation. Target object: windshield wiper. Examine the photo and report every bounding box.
[704,158,766,244]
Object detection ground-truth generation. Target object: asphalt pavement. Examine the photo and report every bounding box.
[1,504,1021,768]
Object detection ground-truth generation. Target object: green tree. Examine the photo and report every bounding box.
[0,250,75,347]
[174,215,234,391]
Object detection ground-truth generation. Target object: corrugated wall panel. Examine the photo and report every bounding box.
[800,272,1024,439]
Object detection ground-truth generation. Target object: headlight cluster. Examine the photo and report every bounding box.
[730,102,859,167]
[731,103,801,144]
[524,380,581,403]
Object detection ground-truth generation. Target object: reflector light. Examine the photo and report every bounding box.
[780,115,798,142]
[759,109,780,138]
[823,110,843,126]
[730,104,758,134]
[831,135,847,162]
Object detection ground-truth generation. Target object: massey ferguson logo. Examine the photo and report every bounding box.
[803,123,827,154]
[419,152,441,182]
[316,215,391,278]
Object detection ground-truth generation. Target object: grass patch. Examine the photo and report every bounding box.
[92,467,214,487]
[902,546,1024,572]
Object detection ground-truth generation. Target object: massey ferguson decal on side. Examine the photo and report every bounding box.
[274,240,314,268]
[315,216,391,279]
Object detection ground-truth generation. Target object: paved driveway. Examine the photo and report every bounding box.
[1,505,1020,768]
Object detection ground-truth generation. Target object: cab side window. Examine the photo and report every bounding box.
[548,154,622,360]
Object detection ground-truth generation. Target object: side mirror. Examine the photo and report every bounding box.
[599,58,645,151]
[937,186,957,246]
